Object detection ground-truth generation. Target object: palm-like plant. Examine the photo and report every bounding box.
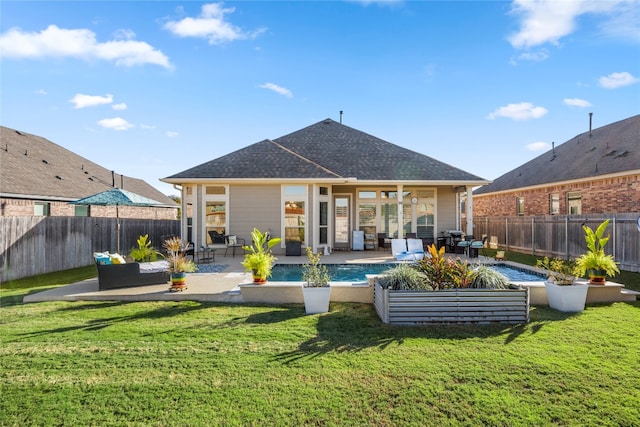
[574,220,620,283]
[241,228,281,283]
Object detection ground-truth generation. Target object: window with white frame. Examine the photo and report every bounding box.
[204,186,227,245]
[284,185,306,243]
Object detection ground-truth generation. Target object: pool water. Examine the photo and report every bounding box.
[269,263,544,282]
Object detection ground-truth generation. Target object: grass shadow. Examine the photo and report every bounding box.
[15,300,208,338]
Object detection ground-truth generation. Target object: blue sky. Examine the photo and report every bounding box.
[2,0,639,196]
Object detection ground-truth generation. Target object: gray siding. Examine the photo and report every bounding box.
[230,185,284,253]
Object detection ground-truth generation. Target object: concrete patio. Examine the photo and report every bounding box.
[22,250,638,305]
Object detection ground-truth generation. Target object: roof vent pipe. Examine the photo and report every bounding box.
[552,141,555,154]
[339,110,343,124]
[111,170,115,187]
[589,112,593,137]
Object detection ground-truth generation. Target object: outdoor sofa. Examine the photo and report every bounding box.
[95,259,169,291]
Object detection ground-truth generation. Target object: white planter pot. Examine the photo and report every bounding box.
[544,281,588,312]
[302,286,331,314]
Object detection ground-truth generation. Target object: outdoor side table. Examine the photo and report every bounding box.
[197,247,216,264]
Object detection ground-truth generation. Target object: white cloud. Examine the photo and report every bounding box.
[98,117,134,131]
[112,103,127,110]
[526,141,551,151]
[113,29,136,40]
[166,131,179,138]
[487,102,548,120]
[507,0,630,49]
[515,49,549,62]
[0,25,172,69]
[563,98,592,108]
[36,89,47,95]
[598,71,639,89]
[164,2,266,45]
[140,124,156,130]
[69,93,113,109]
[259,82,293,98]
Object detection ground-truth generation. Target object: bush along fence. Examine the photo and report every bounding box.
[0,216,179,282]
[472,213,640,273]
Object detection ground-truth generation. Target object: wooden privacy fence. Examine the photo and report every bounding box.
[472,213,640,273]
[0,216,180,282]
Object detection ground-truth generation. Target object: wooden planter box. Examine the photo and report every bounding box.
[374,281,530,325]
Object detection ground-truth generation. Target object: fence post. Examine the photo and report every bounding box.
[505,218,509,251]
[565,216,569,259]
[531,217,535,256]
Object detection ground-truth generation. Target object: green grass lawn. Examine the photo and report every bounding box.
[1,270,639,426]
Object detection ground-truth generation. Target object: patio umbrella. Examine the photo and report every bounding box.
[70,188,166,253]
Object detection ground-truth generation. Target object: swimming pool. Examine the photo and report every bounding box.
[269,263,544,282]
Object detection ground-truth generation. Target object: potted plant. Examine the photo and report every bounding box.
[536,256,588,312]
[129,234,162,262]
[574,219,620,284]
[163,236,196,292]
[301,247,332,314]
[241,228,281,284]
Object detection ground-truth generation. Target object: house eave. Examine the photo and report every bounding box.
[474,169,640,197]
[161,177,490,187]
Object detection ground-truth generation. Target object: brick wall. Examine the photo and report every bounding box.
[473,173,640,217]
[0,198,177,220]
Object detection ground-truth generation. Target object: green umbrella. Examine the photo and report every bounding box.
[71,188,166,253]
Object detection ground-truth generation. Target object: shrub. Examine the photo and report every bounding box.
[469,265,510,289]
[377,263,428,290]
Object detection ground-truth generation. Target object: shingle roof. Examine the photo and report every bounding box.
[474,115,640,195]
[165,119,486,183]
[0,126,176,206]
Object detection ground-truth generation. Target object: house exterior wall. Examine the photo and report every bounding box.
[437,188,459,233]
[0,197,177,219]
[230,184,285,253]
[474,173,640,217]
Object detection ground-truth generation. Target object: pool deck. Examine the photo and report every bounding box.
[22,251,638,305]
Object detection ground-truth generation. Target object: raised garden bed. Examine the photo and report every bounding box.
[374,280,530,325]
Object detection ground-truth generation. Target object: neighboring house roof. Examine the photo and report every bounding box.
[164,118,487,183]
[0,126,176,206]
[474,115,640,196]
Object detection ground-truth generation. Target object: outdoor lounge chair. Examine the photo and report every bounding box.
[208,230,226,245]
[392,239,423,262]
[406,238,425,260]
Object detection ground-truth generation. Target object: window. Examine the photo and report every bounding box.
[549,194,560,215]
[567,192,582,215]
[34,202,49,216]
[74,205,89,217]
[205,186,225,195]
[205,201,226,243]
[516,197,525,216]
[319,201,328,244]
[284,185,306,243]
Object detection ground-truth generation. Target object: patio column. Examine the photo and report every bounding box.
[466,185,473,237]
[397,184,404,239]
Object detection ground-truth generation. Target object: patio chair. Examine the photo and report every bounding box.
[182,241,195,261]
[405,232,417,239]
[224,235,245,257]
[377,233,390,251]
